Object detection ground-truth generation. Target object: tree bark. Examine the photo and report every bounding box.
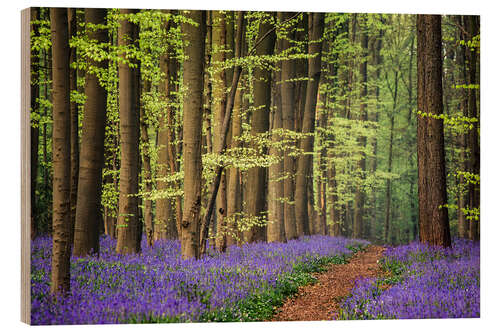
[156,11,180,241]
[140,80,154,246]
[200,12,245,255]
[267,60,286,243]
[295,12,325,238]
[464,15,480,241]
[116,9,141,254]
[68,8,79,246]
[244,16,276,243]
[416,15,451,247]
[456,15,469,239]
[181,10,206,259]
[226,79,243,247]
[49,7,71,294]
[73,9,108,257]
[278,12,298,240]
[212,11,228,252]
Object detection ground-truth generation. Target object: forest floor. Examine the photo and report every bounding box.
[270,245,387,321]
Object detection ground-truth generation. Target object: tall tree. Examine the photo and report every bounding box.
[464,15,480,241]
[73,8,109,256]
[226,79,243,246]
[68,8,79,245]
[200,11,245,255]
[181,10,206,259]
[353,16,368,239]
[295,12,325,237]
[116,9,141,254]
[139,80,154,246]
[416,14,451,247]
[155,11,180,241]
[279,12,298,240]
[49,7,71,294]
[244,15,276,243]
[212,11,229,252]
[268,56,286,243]
[455,15,469,239]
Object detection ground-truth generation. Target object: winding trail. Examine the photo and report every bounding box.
[270,245,386,321]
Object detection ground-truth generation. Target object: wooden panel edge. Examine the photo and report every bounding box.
[20,7,31,326]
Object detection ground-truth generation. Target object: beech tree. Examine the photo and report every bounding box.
[49,7,71,294]
[73,8,109,256]
[278,12,298,240]
[181,10,206,259]
[416,14,451,247]
[295,12,325,237]
[116,9,142,254]
[244,15,276,243]
[155,10,180,241]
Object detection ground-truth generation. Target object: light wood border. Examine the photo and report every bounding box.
[21,7,31,325]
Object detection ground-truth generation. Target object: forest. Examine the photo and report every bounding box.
[27,8,480,324]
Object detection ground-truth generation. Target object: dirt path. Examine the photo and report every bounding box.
[271,245,386,321]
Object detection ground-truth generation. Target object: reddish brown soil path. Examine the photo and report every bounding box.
[271,245,386,321]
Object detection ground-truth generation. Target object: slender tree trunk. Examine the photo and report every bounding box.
[212,11,228,252]
[49,7,71,295]
[226,80,243,247]
[203,12,213,157]
[464,15,480,241]
[181,10,206,259]
[244,17,276,243]
[416,15,451,247]
[456,16,469,239]
[30,7,40,240]
[68,8,79,246]
[353,17,368,239]
[279,12,298,240]
[368,28,383,241]
[200,12,245,255]
[73,9,108,256]
[316,86,328,236]
[156,12,179,241]
[384,103,395,243]
[116,9,141,254]
[268,63,286,243]
[295,12,325,237]
[140,80,154,246]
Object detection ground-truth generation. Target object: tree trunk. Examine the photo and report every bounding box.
[384,105,395,243]
[73,9,108,257]
[279,12,298,240]
[156,12,180,241]
[464,15,480,241]
[268,62,286,243]
[244,17,276,243]
[116,9,141,254]
[140,80,154,246]
[353,17,368,240]
[68,8,79,246]
[416,15,451,247]
[295,13,325,238]
[226,79,243,247]
[456,15,469,239]
[181,10,206,259]
[49,7,71,294]
[200,12,245,255]
[212,11,228,252]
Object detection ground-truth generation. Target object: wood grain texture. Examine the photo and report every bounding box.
[21,7,31,324]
